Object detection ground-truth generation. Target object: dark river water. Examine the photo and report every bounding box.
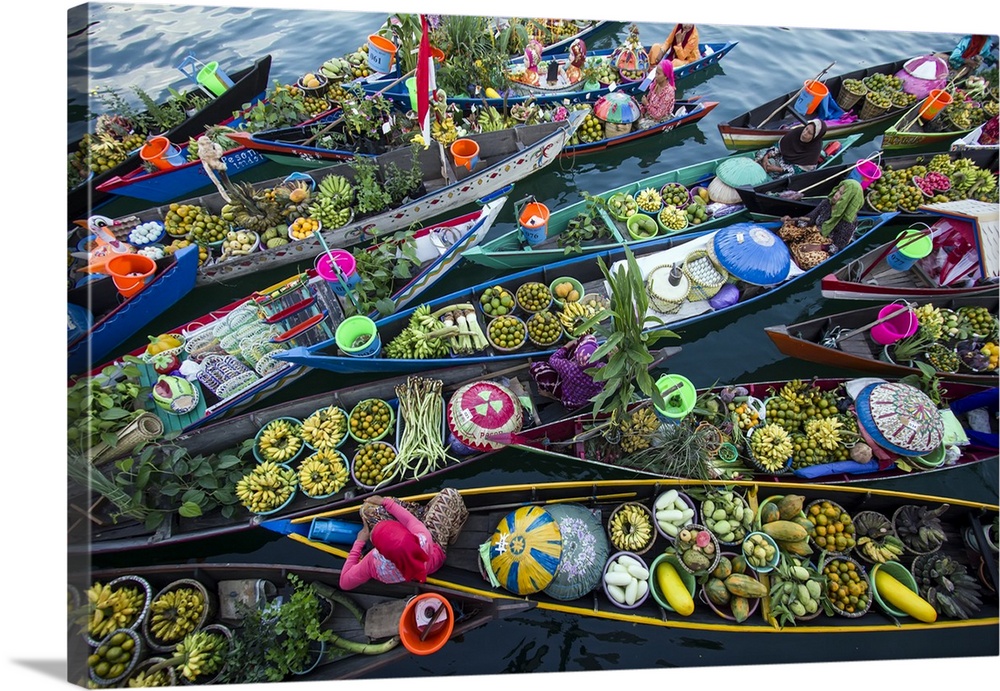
[25,3,1000,691]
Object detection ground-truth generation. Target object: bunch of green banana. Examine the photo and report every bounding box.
[83,583,146,640]
[748,423,793,471]
[126,665,174,687]
[477,106,508,133]
[235,461,298,513]
[301,406,348,450]
[148,588,205,643]
[608,503,653,552]
[856,534,906,563]
[257,419,304,462]
[316,173,354,209]
[307,196,353,228]
[894,503,949,553]
[913,554,983,620]
[384,304,452,359]
[618,408,660,454]
[158,630,227,683]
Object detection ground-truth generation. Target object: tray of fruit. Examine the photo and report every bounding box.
[487,314,527,352]
[673,524,722,575]
[607,502,656,555]
[300,405,349,451]
[351,441,398,491]
[806,499,857,556]
[478,285,517,318]
[659,182,689,208]
[635,187,663,215]
[821,555,872,617]
[348,398,395,443]
[958,306,999,340]
[526,310,564,347]
[746,423,794,474]
[89,629,143,686]
[299,448,351,498]
[235,461,298,515]
[254,417,306,464]
[657,205,688,233]
[607,192,639,221]
[685,202,710,226]
[925,343,960,372]
[701,553,766,622]
[701,489,754,545]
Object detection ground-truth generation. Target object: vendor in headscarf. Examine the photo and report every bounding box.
[755,119,828,177]
[779,178,865,269]
[649,23,700,68]
[339,489,469,590]
[639,59,676,123]
[948,35,997,72]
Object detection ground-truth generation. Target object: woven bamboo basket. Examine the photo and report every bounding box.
[859,94,889,120]
[645,265,689,314]
[604,121,632,138]
[682,250,728,301]
[836,81,867,111]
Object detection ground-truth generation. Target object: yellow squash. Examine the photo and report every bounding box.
[874,570,937,623]
[655,561,694,616]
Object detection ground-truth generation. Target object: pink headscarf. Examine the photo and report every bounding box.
[371,520,429,582]
[659,59,675,88]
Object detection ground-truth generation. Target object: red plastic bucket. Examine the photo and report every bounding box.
[918,89,953,122]
[399,593,454,655]
[870,303,919,346]
[106,253,157,298]
[140,136,185,171]
[793,80,830,115]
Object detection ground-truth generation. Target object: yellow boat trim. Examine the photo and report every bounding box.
[285,534,998,634]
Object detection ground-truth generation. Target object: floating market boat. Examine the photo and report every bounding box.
[69,350,675,555]
[95,113,583,287]
[67,245,199,377]
[820,201,999,301]
[764,294,999,385]
[272,213,898,376]
[500,18,612,56]
[882,94,999,150]
[733,148,999,219]
[71,201,505,439]
[463,134,862,271]
[505,377,999,483]
[76,563,531,683]
[265,479,1000,633]
[717,56,931,151]
[362,42,737,109]
[68,54,273,222]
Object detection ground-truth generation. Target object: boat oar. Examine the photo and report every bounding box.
[755,61,836,129]
[315,227,362,315]
[788,152,884,199]
[302,68,417,147]
[469,492,639,515]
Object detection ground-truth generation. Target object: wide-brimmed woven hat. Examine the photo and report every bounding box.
[542,503,609,601]
[709,158,768,204]
[709,223,791,286]
[854,382,944,457]
[488,505,563,595]
[447,381,523,451]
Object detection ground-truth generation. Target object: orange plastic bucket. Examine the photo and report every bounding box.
[399,593,454,655]
[918,89,953,122]
[793,79,830,115]
[140,136,184,171]
[518,201,550,246]
[450,138,480,171]
[367,34,398,73]
[106,253,157,298]
[430,46,445,64]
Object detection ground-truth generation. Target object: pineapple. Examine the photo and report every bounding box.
[222,181,286,233]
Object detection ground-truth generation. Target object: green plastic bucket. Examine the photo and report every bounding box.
[335,315,381,358]
[886,229,933,272]
[197,61,233,97]
[652,374,696,424]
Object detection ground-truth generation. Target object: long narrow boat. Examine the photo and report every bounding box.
[508,18,612,56]
[882,95,998,151]
[75,563,532,682]
[226,98,718,167]
[733,148,999,219]
[765,294,999,385]
[69,349,676,555]
[68,245,199,377]
[273,213,899,376]
[265,479,999,633]
[72,201,505,437]
[717,56,932,151]
[68,55,273,222]
[464,134,862,271]
[506,377,998,484]
[362,42,737,110]
[96,114,582,287]
[820,203,999,301]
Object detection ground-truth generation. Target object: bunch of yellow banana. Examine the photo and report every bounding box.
[298,450,350,498]
[914,303,944,340]
[431,117,458,146]
[173,630,227,682]
[857,535,906,563]
[777,379,808,405]
[148,588,205,643]
[608,503,654,552]
[126,667,173,687]
[301,406,348,451]
[557,297,607,336]
[84,582,145,640]
[235,461,298,513]
[804,416,843,451]
[748,422,794,472]
[619,408,660,454]
[257,418,304,463]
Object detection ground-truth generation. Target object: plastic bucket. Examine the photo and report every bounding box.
[196,60,234,97]
[335,315,381,357]
[367,34,397,73]
[518,201,550,246]
[793,79,830,115]
[652,374,697,424]
[140,136,185,171]
[315,250,360,297]
[870,303,919,346]
[886,229,934,272]
[848,159,883,190]
[307,517,361,544]
[105,253,157,298]
[918,89,953,122]
[399,593,454,655]
[450,138,480,171]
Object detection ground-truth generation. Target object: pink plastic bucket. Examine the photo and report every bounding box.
[848,159,882,190]
[315,250,359,297]
[870,303,919,346]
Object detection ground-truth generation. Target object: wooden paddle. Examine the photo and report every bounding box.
[896,65,970,135]
[792,151,884,198]
[302,68,416,147]
[755,61,836,129]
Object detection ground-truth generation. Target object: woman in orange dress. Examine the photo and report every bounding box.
[649,23,700,68]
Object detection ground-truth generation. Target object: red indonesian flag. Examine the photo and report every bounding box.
[416,14,437,147]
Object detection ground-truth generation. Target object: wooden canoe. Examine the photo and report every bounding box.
[717,56,933,151]
[95,113,582,288]
[265,479,1000,633]
[68,245,200,377]
[882,97,995,151]
[73,563,532,683]
[764,294,999,384]
[506,377,998,484]
[68,348,679,556]
[504,18,612,57]
[463,134,863,272]
[68,55,273,222]
[271,213,899,376]
[72,201,504,436]
[733,148,999,220]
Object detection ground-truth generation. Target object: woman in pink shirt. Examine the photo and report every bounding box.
[339,489,468,590]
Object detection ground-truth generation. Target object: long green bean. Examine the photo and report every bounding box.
[380,377,452,485]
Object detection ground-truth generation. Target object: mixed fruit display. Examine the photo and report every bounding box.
[866,154,998,212]
[888,303,999,374]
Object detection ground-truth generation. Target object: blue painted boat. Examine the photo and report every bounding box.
[362,42,737,110]
[67,245,199,376]
[271,212,900,376]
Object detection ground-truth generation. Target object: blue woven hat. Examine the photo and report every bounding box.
[709,223,791,286]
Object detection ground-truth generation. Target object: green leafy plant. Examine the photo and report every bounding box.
[429,15,514,96]
[133,86,208,132]
[346,229,421,317]
[238,81,312,133]
[901,361,948,408]
[378,14,423,74]
[349,155,393,216]
[262,574,334,680]
[583,246,680,429]
[340,85,395,143]
[558,192,612,254]
[382,145,424,204]
[891,326,937,363]
[89,86,145,132]
[67,360,149,456]
[220,599,282,684]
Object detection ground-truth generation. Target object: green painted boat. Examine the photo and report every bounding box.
[881,97,994,150]
[463,134,862,271]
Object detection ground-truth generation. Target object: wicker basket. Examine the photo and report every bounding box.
[682,250,728,301]
[674,523,722,575]
[604,121,632,138]
[805,499,857,557]
[820,554,873,618]
[836,81,867,111]
[607,502,657,555]
[645,265,689,314]
[892,505,946,555]
[143,578,217,652]
[859,94,889,120]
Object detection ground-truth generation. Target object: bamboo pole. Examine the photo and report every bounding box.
[755,62,836,129]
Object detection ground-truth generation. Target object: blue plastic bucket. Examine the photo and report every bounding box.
[308,517,361,544]
[886,229,933,272]
[335,315,382,358]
